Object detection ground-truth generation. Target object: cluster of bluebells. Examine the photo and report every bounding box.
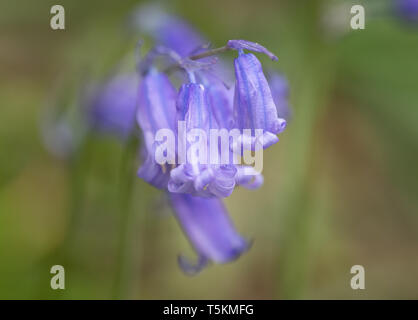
[77,5,290,274]
[136,41,287,199]
[132,17,290,272]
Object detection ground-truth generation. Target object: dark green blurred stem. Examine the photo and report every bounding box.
[275,0,336,299]
[112,136,139,299]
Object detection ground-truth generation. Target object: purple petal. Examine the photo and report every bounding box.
[261,131,281,148]
[230,131,281,154]
[178,255,209,275]
[227,40,278,61]
[193,167,215,192]
[172,83,239,198]
[206,165,237,197]
[193,165,237,198]
[235,166,264,190]
[137,70,177,153]
[137,151,171,189]
[136,70,177,189]
[176,83,211,131]
[168,164,196,194]
[169,193,250,274]
[232,53,286,150]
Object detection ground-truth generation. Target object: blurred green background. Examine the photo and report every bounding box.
[0,0,417,299]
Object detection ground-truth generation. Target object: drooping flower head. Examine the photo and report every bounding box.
[131,14,289,272]
[203,73,264,190]
[137,47,217,191]
[168,72,238,198]
[227,40,287,152]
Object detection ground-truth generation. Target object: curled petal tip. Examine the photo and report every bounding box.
[276,118,287,133]
[178,255,209,275]
[227,39,278,61]
[235,166,264,190]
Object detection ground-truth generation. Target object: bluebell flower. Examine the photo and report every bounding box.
[203,75,265,190]
[87,74,138,140]
[131,32,289,272]
[45,5,291,275]
[228,40,287,152]
[169,193,250,274]
[136,69,178,189]
[395,0,418,22]
[167,81,237,198]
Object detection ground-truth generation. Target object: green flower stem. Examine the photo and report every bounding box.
[163,45,231,74]
[188,45,231,60]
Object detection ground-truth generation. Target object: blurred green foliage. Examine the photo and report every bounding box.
[0,0,417,299]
